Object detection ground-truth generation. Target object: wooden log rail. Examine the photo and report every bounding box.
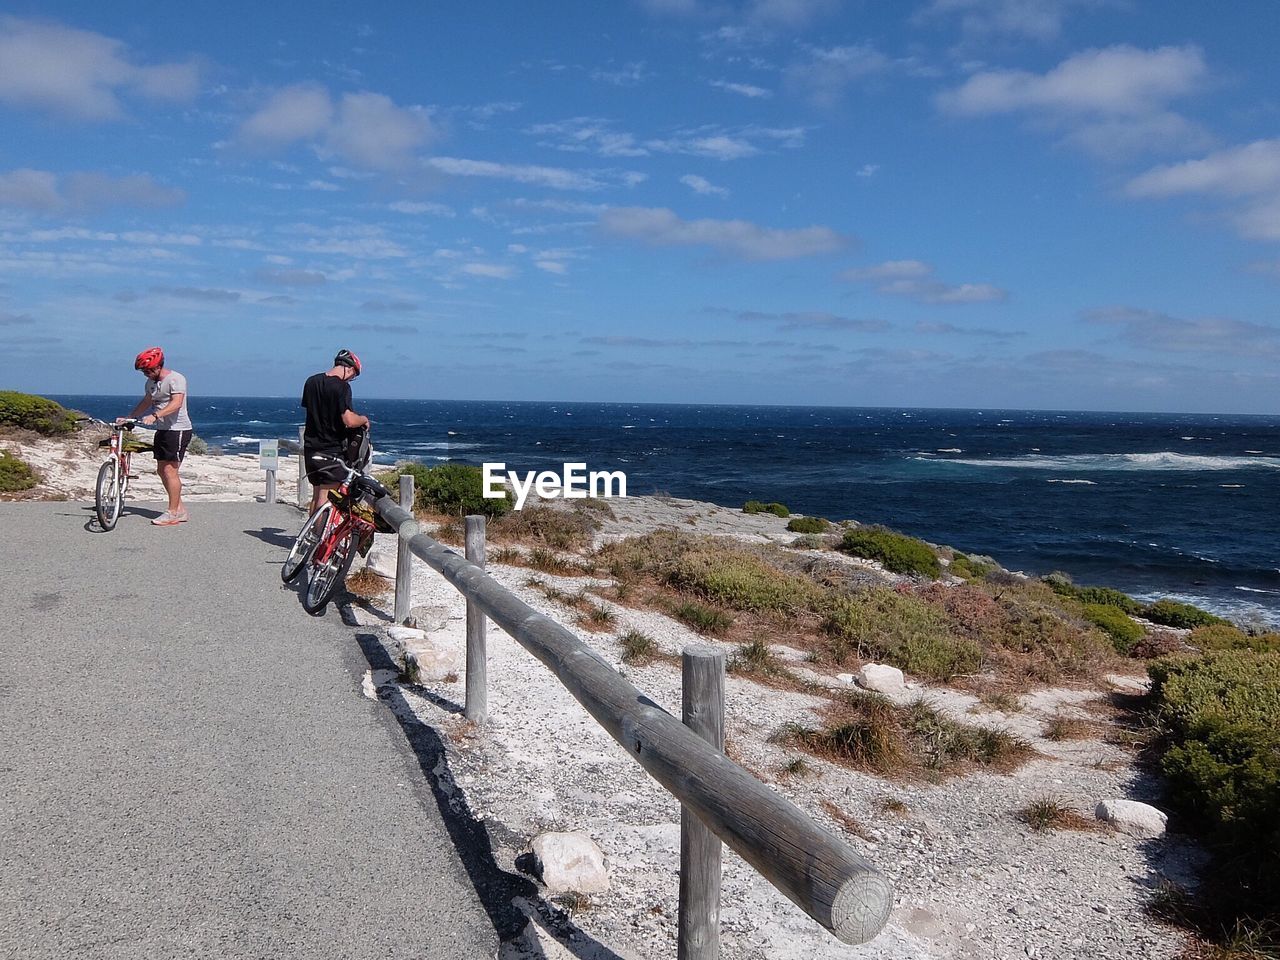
[373,494,893,946]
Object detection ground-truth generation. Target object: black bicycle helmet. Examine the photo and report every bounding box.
[334,348,361,377]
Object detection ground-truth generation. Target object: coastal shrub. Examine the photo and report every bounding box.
[1143,599,1228,630]
[670,600,734,635]
[1040,573,1141,614]
[743,500,789,517]
[619,629,658,665]
[187,434,209,455]
[822,589,981,680]
[786,692,1031,779]
[491,504,598,551]
[839,526,941,578]
[949,553,995,581]
[665,549,818,613]
[788,533,826,550]
[0,391,79,436]
[786,515,829,534]
[0,449,37,492]
[384,462,512,517]
[1148,652,1280,938]
[1189,624,1280,654]
[1080,603,1145,655]
[598,529,698,579]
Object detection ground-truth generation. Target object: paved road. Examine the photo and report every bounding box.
[0,501,499,960]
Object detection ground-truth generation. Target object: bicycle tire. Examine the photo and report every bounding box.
[302,525,357,615]
[95,459,122,530]
[282,503,331,583]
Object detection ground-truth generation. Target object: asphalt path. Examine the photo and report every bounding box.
[0,501,499,960]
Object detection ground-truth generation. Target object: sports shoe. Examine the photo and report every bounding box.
[152,510,188,526]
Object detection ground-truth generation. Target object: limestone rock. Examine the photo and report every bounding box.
[856,663,907,694]
[402,639,461,683]
[386,625,427,644]
[364,542,398,579]
[531,831,610,894]
[1095,799,1167,838]
[836,672,856,685]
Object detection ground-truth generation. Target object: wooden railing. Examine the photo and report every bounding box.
[373,481,893,956]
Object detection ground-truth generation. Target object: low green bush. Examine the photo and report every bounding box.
[666,548,818,613]
[743,500,790,517]
[382,462,512,516]
[1143,599,1228,630]
[1189,624,1280,653]
[786,516,829,534]
[187,434,209,455]
[823,589,981,680]
[1148,651,1280,936]
[839,527,941,578]
[671,600,734,634]
[1073,585,1142,614]
[0,449,37,492]
[949,553,995,581]
[1080,603,1144,655]
[0,391,79,435]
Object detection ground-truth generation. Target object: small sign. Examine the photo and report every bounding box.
[259,439,279,472]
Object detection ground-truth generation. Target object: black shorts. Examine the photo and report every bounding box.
[304,446,347,486]
[154,429,192,463]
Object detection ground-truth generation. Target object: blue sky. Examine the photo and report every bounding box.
[1,1,1278,412]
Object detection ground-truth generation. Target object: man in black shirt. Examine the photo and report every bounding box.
[300,349,370,513]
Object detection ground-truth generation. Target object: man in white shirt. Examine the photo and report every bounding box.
[119,346,193,526]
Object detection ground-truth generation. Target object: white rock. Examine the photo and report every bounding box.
[1105,674,1150,695]
[836,673,856,685]
[531,831,610,894]
[364,543,398,579]
[1095,799,1167,838]
[403,641,461,683]
[386,625,427,643]
[856,663,907,694]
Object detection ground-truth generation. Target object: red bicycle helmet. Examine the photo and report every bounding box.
[334,348,361,377]
[134,346,164,371]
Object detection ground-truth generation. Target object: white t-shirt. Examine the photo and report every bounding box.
[146,371,193,431]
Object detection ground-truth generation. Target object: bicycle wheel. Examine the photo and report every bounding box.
[302,524,357,615]
[282,503,331,583]
[95,459,122,530]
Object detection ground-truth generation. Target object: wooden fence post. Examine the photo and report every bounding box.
[394,474,414,624]
[679,646,725,960]
[296,425,309,509]
[464,515,488,725]
[266,469,276,505]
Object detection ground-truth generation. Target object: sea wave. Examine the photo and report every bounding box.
[1047,479,1097,485]
[926,452,1280,472]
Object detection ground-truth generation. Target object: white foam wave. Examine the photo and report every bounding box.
[937,448,962,453]
[229,435,260,445]
[927,451,1280,472]
[1047,479,1097,485]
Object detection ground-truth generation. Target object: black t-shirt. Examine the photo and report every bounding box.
[301,372,353,453]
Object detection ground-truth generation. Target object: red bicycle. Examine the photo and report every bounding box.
[95,420,150,530]
[283,455,392,615]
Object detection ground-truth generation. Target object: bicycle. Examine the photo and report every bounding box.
[95,420,151,530]
[283,454,392,615]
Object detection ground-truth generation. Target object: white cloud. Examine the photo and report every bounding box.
[388,200,455,216]
[237,85,436,171]
[1084,305,1280,356]
[843,260,1007,304]
[528,118,649,157]
[535,260,568,274]
[326,92,435,170]
[0,169,185,214]
[593,61,649,86]
[711,79,771,98]
[0,17,201,121]
[938,45,1211,158]
[856,163,880,178]
[600,206,848,260]
[1127,139,1280,199]
[427,156,615,191]
[1127,139,1280,242]
[461,262,516,279]
[647,133,758,160]
[917,0,1107,42]
[785,44,892,106]
[680,174,729,197]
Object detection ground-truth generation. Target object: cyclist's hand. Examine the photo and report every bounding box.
[114,417,127,425]
[142,414,157,425]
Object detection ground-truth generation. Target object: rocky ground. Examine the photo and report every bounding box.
[9,432,1202,959]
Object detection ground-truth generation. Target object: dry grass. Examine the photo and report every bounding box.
[783,692,1034,780]
[820,799,875,841]
[619,629,658,665]
[874,796,909,816]
[576,603,617,633]
[1042,712,1097,741]
[1017,797,1098,832]
[345,566,390,599]
[490,504,601,551]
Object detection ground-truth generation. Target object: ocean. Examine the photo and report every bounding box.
[56,396,1280,628]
